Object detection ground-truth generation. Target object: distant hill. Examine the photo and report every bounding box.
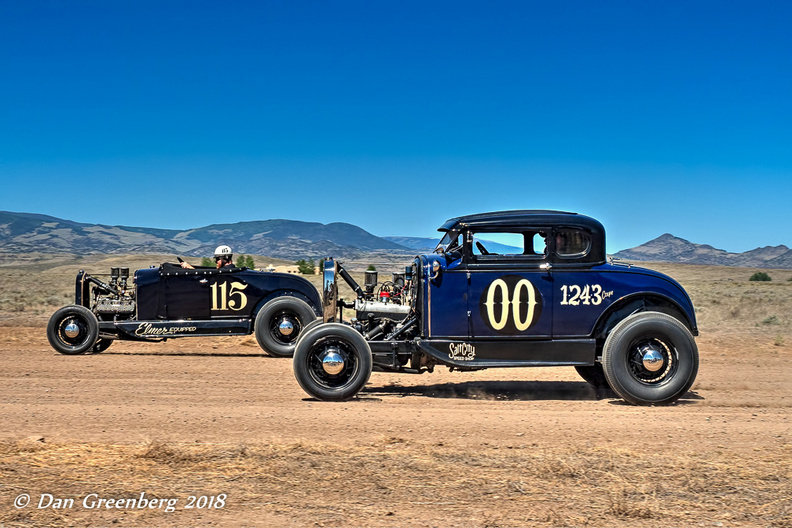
[764,251,792,269]
[384,236,522,254]
[0,211,192,255]
[3,212,789,268]
[384,236,438,251]
[614,233,792,269]
[0,211,412,260]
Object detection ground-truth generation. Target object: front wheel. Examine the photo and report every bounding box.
[602,312,698,406]
[47,305,100,355]
[293,323,372,401]
[254,297,317,357]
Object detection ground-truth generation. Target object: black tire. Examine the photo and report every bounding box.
[575,364,611,389]
[292,323,372,401]
[602,312,698,406]
[295,318,323,347]
[254,297,317,357]
[91,338,113,353]
[47,305,100,355]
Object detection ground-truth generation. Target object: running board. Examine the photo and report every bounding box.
[415,338,596,368]
[101,319,251,339]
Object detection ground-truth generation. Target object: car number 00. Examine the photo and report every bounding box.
[484,278,538,331]
[210,281,249,311]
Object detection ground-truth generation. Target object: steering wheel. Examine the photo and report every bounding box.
[475,241,490,255]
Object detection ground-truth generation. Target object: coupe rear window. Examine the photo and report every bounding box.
[555,229,591,257]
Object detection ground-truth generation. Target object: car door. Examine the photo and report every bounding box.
[466,230,553,339]
[208,272,254,319]
[163,269,211,319]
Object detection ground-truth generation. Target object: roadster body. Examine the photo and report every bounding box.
[47,263,321,357]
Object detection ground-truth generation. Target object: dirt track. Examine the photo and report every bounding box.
[0,327,790,449]
[2,324,791,527]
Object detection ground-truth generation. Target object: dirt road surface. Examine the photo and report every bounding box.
[1,322,791,527]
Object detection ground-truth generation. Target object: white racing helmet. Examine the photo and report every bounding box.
[214,245,233,260]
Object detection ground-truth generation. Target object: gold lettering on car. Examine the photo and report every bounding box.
[210,282,249,311]
[484,279,511,330]
[560,284,614,306]
[135,323,197,336]
[483,277,540,332]
[448,342,476,361]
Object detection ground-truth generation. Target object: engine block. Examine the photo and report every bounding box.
[95,296,135,314]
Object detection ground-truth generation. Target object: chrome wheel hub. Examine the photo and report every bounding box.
[64,321,80,339]
[640,345,665,372]
[278,318,295,336]
[321,347,345,375]
[629,337,676,385]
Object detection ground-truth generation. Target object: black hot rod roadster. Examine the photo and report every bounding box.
[46,263,321,356]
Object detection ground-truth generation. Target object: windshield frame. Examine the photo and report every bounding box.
[434,229,461,254]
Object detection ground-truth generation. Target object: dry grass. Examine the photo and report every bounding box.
[4,253,791,330]
[622,263,792,350]
[3,254,792,527]
[1,438,790,527]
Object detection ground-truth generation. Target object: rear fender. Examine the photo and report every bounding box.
[592,293,697,341]
[252,290,322,318]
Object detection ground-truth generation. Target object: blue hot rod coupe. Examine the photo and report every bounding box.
[293,210,699,406]
[47,262,321,357]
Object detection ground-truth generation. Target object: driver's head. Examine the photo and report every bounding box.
[214,245,233,268]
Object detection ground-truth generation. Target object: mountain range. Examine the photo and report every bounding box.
[612,233,792,269]
[0,211,410,260]
[1,211,790,269]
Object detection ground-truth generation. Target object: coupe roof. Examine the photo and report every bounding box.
[439,210,604,233]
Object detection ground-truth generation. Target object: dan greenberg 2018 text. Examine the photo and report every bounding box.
[15,492,227,513]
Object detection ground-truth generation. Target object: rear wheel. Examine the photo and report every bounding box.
[47,305,99,355]
[602,312,698,406]
[254,297,317,357]
[293,323,372,401]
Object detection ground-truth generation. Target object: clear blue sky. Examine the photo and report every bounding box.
[2,1,790,253]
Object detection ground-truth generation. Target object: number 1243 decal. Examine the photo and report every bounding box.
[560,284,613,306]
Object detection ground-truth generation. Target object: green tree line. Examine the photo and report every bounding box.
[295,259,316,274]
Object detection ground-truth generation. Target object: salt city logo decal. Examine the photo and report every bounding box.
[479,275,543,334]
[448,342,476,361]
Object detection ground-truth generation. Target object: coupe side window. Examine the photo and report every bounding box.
[555,229,591,257]
[471,231,547,258]
[472,232,524,256]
